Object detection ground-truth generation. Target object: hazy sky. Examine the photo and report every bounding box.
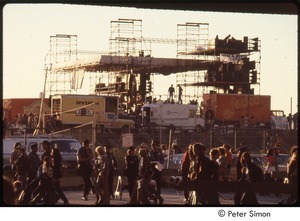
[3,4,298,115]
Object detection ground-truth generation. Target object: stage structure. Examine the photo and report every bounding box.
[43,18,261,115]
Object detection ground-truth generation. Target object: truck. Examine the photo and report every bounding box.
[201,93,271,127]
[141,101,205,132]
[50,94,134,132]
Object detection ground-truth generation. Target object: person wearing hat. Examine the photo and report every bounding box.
[10,142,21,171]
[21,143,43,204]
[15,145,32,189]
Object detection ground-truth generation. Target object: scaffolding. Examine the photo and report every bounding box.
[109,18,143,57]
[43,19,261,116]
[45,34,78,97]
[176,22,210,103]
[175,22,261,103]
[92,19,154,114]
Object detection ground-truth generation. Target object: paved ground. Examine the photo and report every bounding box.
[55,187,287,206]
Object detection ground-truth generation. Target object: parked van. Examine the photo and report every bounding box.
[142,101,205,132]
[2,135,82,170]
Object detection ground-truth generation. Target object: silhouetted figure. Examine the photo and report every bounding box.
[77,139,93,201]
[168,84,175,102]
[124,147,139,197]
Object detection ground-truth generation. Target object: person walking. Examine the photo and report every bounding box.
[104,145,118,199]
[77,139,93,201]
[192,143,217,204]
[94,146,110,205]
[10,142,21,171]
[217,146,227,181]
[264,148,276,180]
[233,144,248,205]
[180,144,192,204]
[28,143,41,183]
[51,147,69,205]
[30,156,57,205]
[130,148,164,205]
[124,146,139,198]
[283,145,298,204]
[15,145,32,189]
[24,143,41,204]
[238,152,264,205]
[178,84,183,104]
[223,144,233,179]
[208,148,220,204]
[149,139,165,196]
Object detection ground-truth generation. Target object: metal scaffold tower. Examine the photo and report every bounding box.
[45,34,78,97]
[92,18,154,114]
[175,22,262,104]
[176,22,210,103]
[109,18,143,57]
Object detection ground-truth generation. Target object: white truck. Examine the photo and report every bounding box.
[141,101,205,132]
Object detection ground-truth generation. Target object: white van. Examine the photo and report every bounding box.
[2,135,82,170]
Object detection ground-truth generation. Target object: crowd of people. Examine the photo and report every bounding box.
[3,140,69,205]
[3,113,63,137]
[177,141,298,205]
[75,139,165,205]
[3,136,298,206]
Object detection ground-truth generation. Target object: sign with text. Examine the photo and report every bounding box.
[122,133,133,148]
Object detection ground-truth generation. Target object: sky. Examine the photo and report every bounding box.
[2,4,298,115]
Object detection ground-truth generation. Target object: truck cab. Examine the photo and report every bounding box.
[98,112,134,132]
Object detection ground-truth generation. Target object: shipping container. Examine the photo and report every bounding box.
[202,93,271,125]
